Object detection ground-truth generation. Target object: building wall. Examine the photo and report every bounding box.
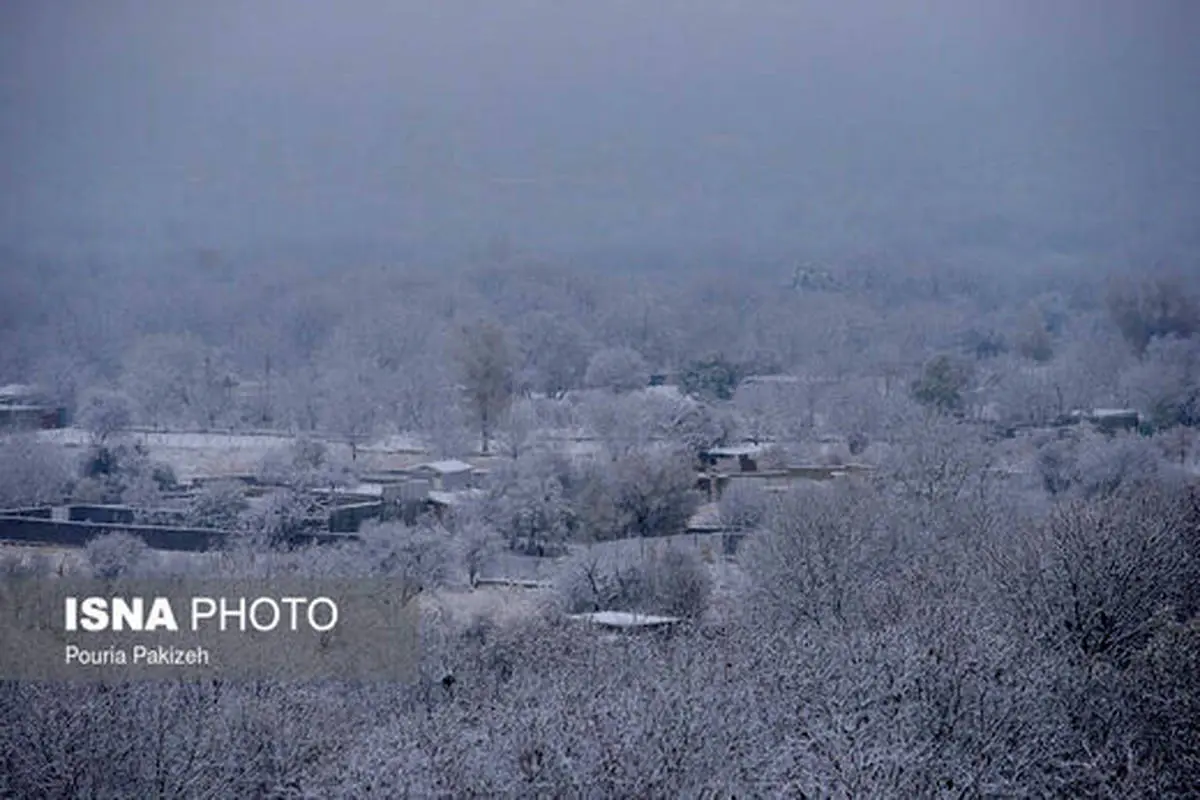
[328,502,383,533]
[440,470,473,492]
[0,406,65,430]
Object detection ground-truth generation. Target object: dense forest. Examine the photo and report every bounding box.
[1,248,1197,445]
[2,249,1199,796]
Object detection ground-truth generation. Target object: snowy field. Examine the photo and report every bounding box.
[35,428,436,481]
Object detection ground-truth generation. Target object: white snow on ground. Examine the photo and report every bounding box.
[359,433,429,454]
[423,585,552,627]
[561,439,606,458]
[33,428,438,481]
[134,432,318,481]
[34,428,91,447]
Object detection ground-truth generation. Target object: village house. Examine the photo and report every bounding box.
[0,383,66,430]
[699,444,764,473]
[412,459,476,492]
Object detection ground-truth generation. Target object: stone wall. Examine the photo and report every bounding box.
[0,515,355,552]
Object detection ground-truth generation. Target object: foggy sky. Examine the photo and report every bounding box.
[2,0,1197,261]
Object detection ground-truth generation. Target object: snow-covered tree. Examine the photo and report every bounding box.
[120,333,234,429]
[584,346,650,394]
[1121,335,1200,430]
[455,321,515,454]
[484,452,576,555]
[575,447,700,541]
[76,387,134,444]
[0,433,72,507]
[516,310,592,398]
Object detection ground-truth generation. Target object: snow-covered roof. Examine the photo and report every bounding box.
[741,373,841,387]
[427,489,486,506]
[1091,408,1138,418]
[311,483,386,498]
[567,611,683,628]
[641,384,688,400]
[704,444,764,458]
[739,374,800,386]
[416,459,474,474]
[686,503,723,531]
[0,383,40,398]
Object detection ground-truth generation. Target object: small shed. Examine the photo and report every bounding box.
[0,384,66,429]
[0,405,65,430]
[1089,409,1140,434]
[412,459,476,491]
[700,444,764,473]
[327,501,383,533]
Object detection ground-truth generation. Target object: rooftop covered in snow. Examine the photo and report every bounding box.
[703,444,766,458]
[414,459,475,474]
[567,611,684,629]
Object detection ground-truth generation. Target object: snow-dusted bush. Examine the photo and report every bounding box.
[0,550,53,580]
[1038,430,1167,499]
[237,488,321,549]
[1074,432,1165,499]
[355,520,455,599]
[557,542,712,618]
[1120,334,1200,430]
[717,480,770,532]
[184,480,249,530]
[76,439,176,505]
[0,433,72,507]
[255,436,355,490]
[453,517,504,587]
[1036,435,1077,496]
[85,531,152,580]
[574,447,700,541]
